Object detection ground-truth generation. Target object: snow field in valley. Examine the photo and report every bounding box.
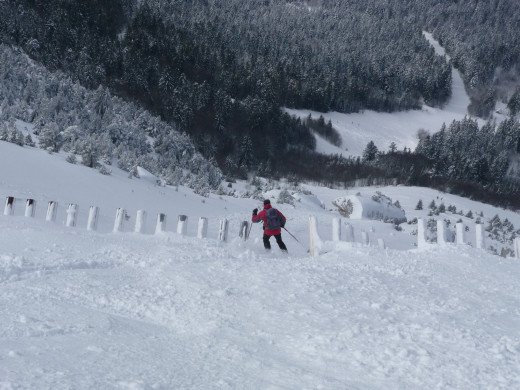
[285,32,492,158]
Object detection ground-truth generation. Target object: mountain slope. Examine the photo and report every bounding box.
[1,140,520,388]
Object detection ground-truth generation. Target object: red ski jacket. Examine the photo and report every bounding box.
[252,204,286,236]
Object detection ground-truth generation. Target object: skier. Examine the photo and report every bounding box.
[252,199,288,252]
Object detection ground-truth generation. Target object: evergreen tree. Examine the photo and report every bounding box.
[362,141,379,163]
[38,122,63,152]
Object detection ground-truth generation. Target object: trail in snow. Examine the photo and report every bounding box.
[422,31,471,115]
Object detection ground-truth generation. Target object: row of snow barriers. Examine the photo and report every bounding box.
[4,196,380,256]
[7,196,520,258]
[416,217,520,258]
[2,196,240,242]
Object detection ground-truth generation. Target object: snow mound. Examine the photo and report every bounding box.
[136,166,160,186]
[333,191,406,223]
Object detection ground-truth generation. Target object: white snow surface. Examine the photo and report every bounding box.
[1,139,520,389]
[286,32,482,157]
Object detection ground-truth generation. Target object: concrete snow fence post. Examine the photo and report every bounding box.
[66,204,78,227]
[87,206,99,231]
[197,217,208,239]
[218,219,229,242]
[515,238,520,259]
[134,210,147,234]
[177,215,187,235]
[475,223,485,250]
[155,213,167,234]
[309,216,315,257]
[46,201,58,222]
[239,221,249,240]
[25,199,36,218]
[344,223,354,242]
[332,217,341,241]
[378,238,386,250]
[4,196,15,216]
[113,208,126,232]
[417,218,427,248]
[437,220,447,246]
[361,231,370,246]
[456,222,465,245]
[309,215,323,257]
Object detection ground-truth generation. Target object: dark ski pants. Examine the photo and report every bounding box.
[263,233,287,251]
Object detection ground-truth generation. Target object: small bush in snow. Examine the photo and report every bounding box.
[66,154,77,164]
[334,199,354,217]
[98,165,112,175]
[24,133,35,147]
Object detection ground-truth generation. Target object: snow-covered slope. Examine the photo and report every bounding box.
[1,139,520,389]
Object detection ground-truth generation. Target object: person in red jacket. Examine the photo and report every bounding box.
[252,199,288,252]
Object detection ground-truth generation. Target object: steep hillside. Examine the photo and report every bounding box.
[1,139,520,389]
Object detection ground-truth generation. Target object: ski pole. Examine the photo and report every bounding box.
[283,227,302,245]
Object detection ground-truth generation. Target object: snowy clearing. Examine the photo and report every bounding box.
[286,32,483,157]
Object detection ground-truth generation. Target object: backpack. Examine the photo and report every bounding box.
[265,207,285,230]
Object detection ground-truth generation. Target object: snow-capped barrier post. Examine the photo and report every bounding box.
[332,217,341,241]
[3,196,15,216]
[239,221,249,240]
[197,217,208,239]
[24,199,36,218]
[475,223,485,250]
[437,220,447,246]
[309,216,315,257]
[344,222,354,242]
[177,215,187,235]
[87,206,99,231]
[417,218,427,248]
[378,238,386,250]
[156,213,167,234]
[134,210,147,234]
[309,215,322,257]
[46,201,57,222]
[515,238,520,259]
[66,203,78,227]
[218,218,229,242]
[361,231,370,246]
[113,208,126,232]
[456,222,465,245]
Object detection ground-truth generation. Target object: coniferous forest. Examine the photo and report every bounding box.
[1,0,520,207]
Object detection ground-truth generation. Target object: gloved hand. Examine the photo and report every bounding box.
[252,208,258,216]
